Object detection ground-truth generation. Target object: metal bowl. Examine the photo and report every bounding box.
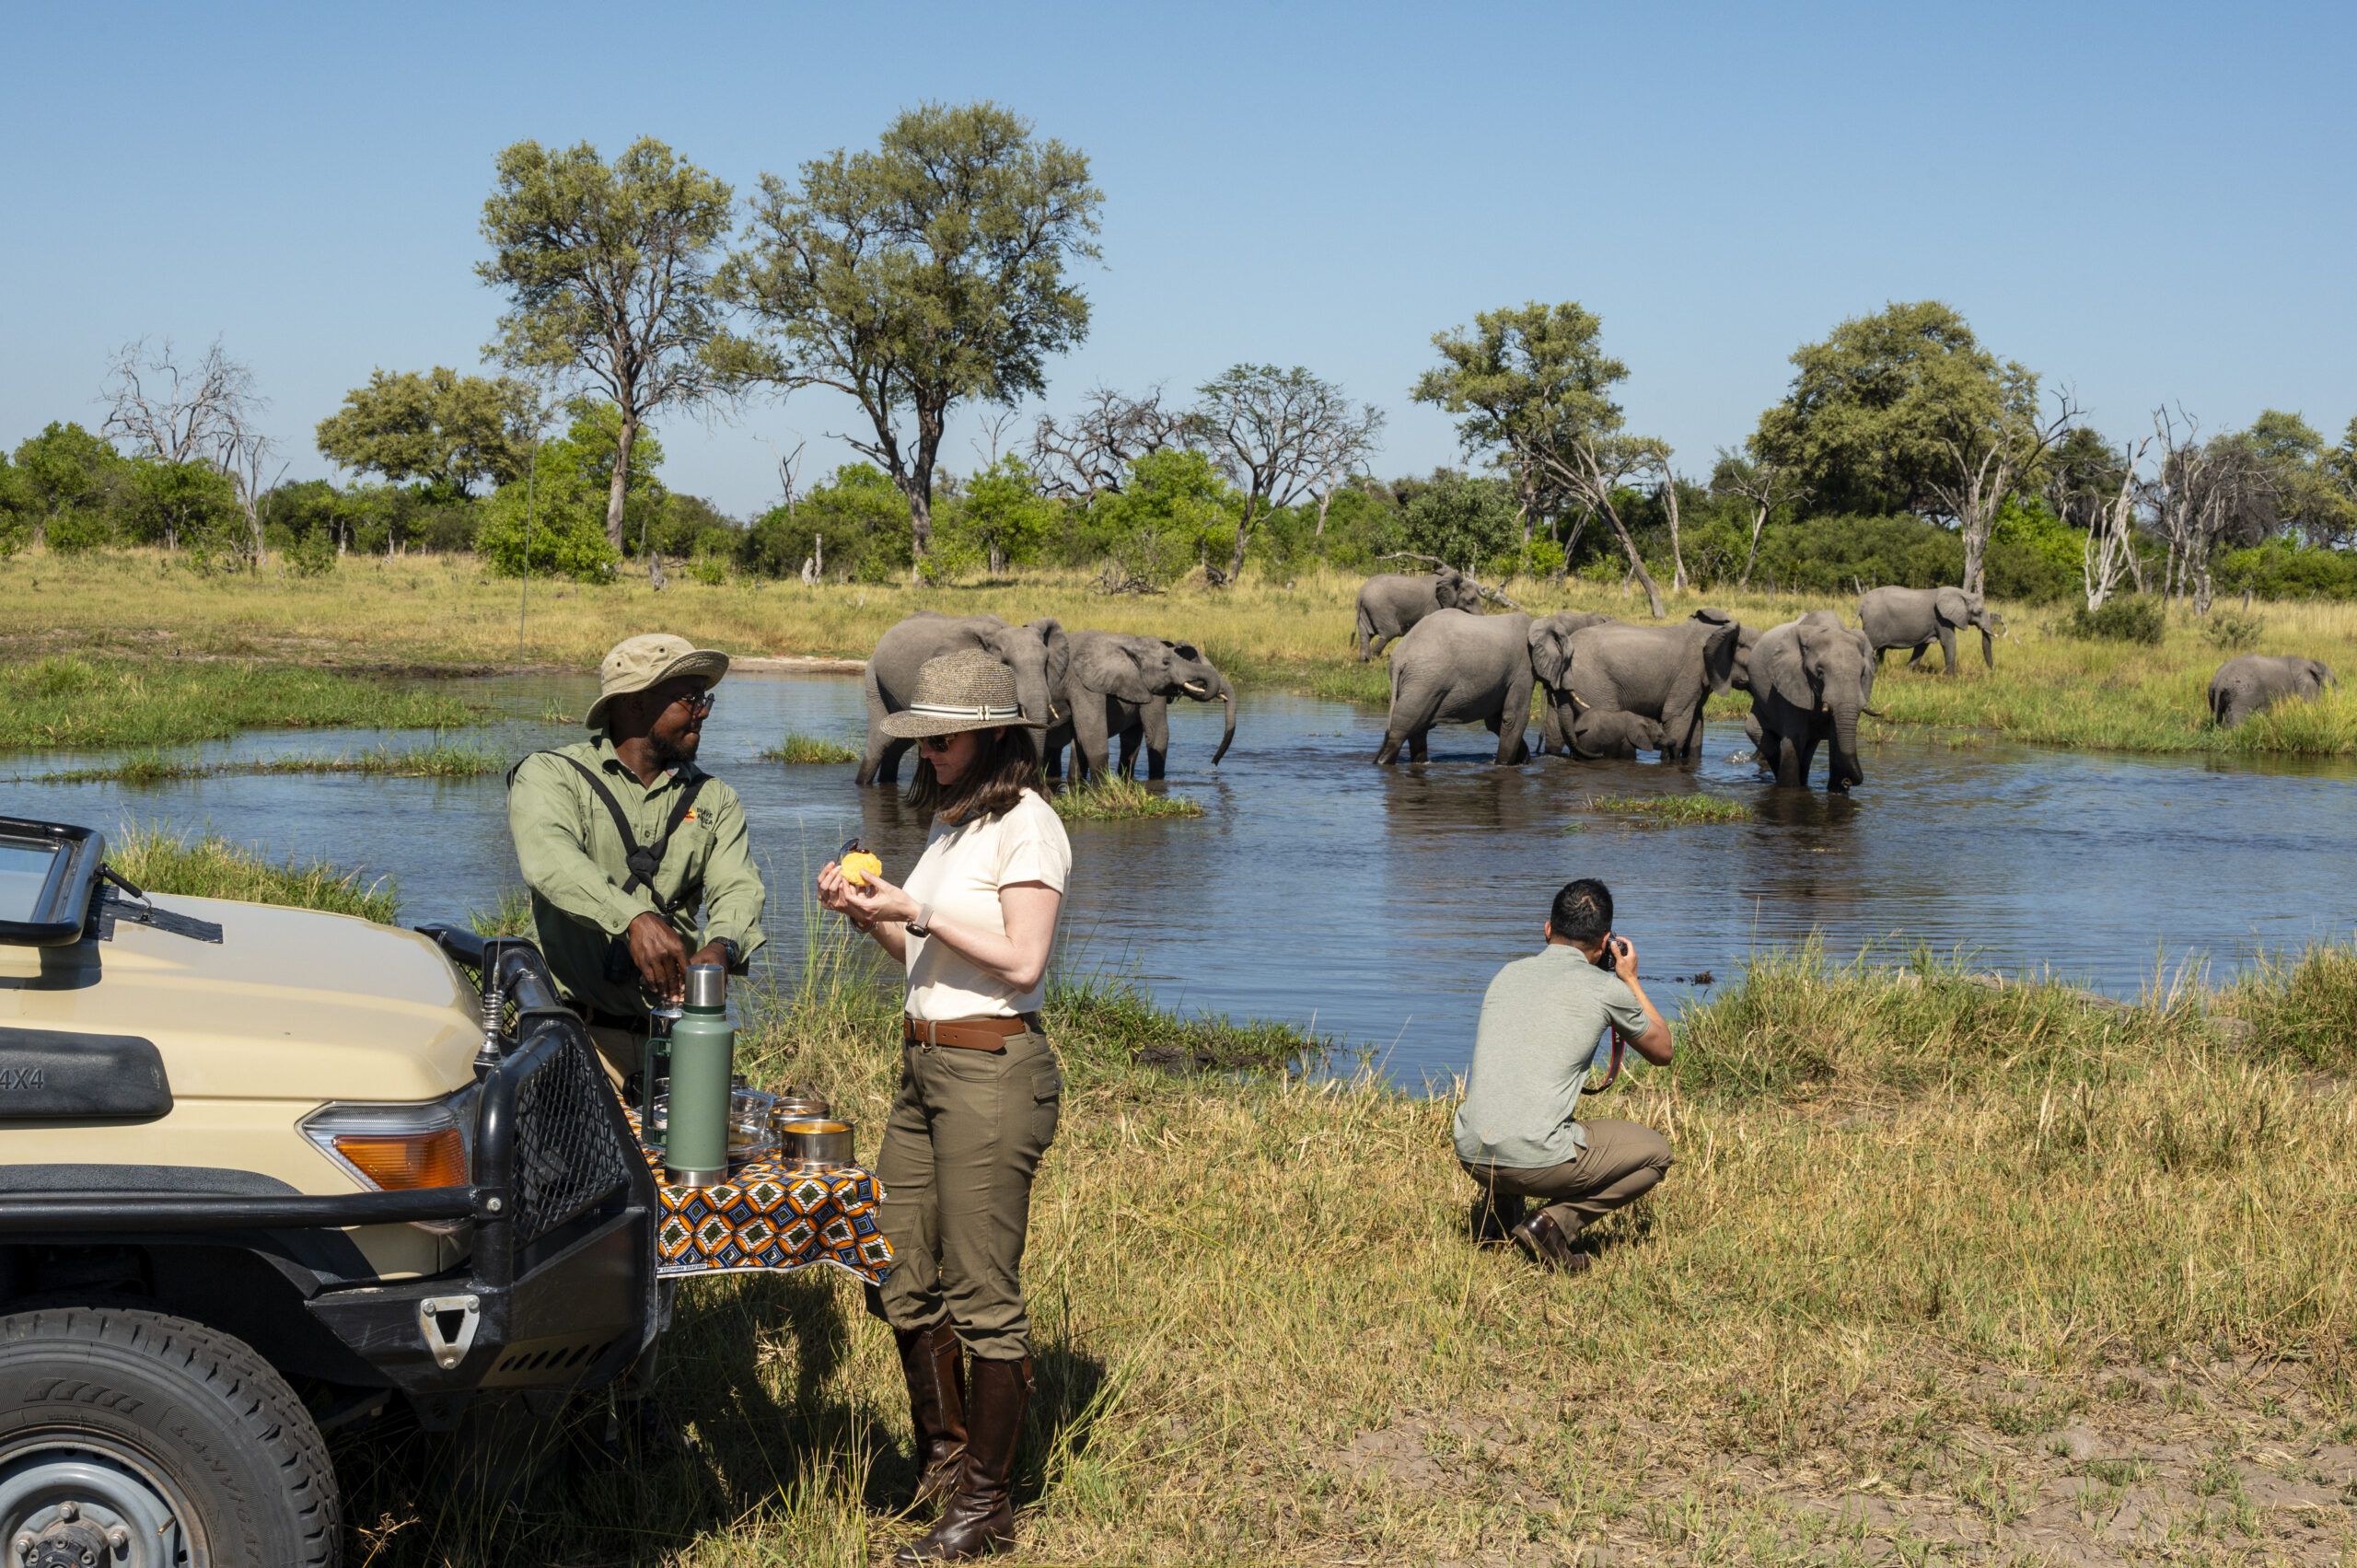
[771,1088,832,1123]
[776,1118,854,1171]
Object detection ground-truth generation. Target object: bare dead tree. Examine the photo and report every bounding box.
[2081,435,2153,612]
[1302,407,1386,539]
[1711,448,1810,589]
[1646,440,1689,593]
[223,431,288,568]
[1191,365,1385,584]
[1927,386,2080,596]
[2151,410,2281,613]
[1538,433,1666,617]
[100,337,261,466]
[1029,385,1192,502]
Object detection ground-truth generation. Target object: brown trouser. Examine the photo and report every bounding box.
[866,1022,1062,1362]
[1459,1119,1674,1237]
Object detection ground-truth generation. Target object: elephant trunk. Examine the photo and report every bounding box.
[1979,619,1995,670]
[1211,675,1237,765]
[1828,703,1864,791]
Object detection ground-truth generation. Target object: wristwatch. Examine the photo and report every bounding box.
[718,937,741,967]
[906,904,934,938]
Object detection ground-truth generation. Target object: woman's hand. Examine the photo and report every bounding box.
[818,859,920,931]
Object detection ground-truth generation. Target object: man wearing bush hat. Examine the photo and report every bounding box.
[508,632,768,1086]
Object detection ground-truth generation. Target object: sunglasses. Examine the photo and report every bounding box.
[917,732,960,754]
[666,689,714,717]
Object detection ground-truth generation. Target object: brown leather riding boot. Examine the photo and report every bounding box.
[895,1321,969,1510]
[894,1353,1031,1563]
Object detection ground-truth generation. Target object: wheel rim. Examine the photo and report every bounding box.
[0,1437,197,1568]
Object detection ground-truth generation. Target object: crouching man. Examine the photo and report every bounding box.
[1454,878,1676,1272]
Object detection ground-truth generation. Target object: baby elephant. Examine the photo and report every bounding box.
[2209,655,2336,728]
[1566,707,1664,760]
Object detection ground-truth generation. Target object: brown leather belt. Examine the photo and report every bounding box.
[903,1013,1043,1051]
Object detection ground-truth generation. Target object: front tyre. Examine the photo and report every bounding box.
[0,1307,339,1568]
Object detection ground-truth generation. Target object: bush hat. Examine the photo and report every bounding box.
[879,648,1046,739]
[586,633,730,730]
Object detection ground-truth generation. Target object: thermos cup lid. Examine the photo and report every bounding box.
[684,963,727,1009]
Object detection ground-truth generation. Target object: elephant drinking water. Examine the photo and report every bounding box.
[1045,632,1237,780]
[1858,586,1998,674]
[1375,610,1536,764]
[1748,610,1876,791]
[858,613,1070,786]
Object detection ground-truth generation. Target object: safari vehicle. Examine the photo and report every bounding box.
[0,816,660,1567]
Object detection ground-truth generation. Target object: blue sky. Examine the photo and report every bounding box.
[4,2,2350,516]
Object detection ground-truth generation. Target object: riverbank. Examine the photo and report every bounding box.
[114,836,2353,1564]
[6,550,2355,756]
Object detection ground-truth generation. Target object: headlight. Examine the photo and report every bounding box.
[301,1087,477,1231]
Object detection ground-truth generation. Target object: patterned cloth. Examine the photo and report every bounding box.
[623,1109,895,1284]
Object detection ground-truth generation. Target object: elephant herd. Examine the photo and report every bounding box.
[857,612,1236,787]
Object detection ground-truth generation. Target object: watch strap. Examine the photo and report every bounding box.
[907,904,935,937]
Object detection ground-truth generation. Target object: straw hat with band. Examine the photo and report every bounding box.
[586,633,730,732]
[879,649,1047,739]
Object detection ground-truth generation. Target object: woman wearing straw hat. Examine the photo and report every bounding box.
[817,647,1071,1564]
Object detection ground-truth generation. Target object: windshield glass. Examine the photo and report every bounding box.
[0,840,62,923]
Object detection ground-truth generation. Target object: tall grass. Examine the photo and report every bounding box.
[108,825,401,922]
[1582,792,1753,826]
[1047,775,1205,821]
[18,738,503,784]
[0,653,477,751]
[761,732,861,764]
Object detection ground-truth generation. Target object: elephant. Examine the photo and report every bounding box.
[1525,611,1618,755]
[2208,655,2336,728]
[1565,708,1665,760]
[1353,567,1486,660]
[1748,610,1877,791]
[1043,632,1237,780]
[1858,585,1999,674]
[1374,610,1535,764]
[858,612,1070,786]
[1694,607,1765,694]
[1529,611,1741,763]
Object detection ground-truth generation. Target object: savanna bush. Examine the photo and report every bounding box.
[2063,594,2167,645]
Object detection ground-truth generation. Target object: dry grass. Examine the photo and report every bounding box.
[332,919,2357,1565]
[11,549,2357,756]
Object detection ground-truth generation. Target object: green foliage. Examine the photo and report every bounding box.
[1412,300,1625,532]
[110,826,400,923]
[2063,594,2167,645]
[1754,301,2038,517]
[2213,540,2357,600]
[687,557,726,586]
[1395,470,1519,570]
[2202,610,2262,651]
[720,101,1103,564]
[0,656,474,751]
[933,455,1057,576]
[475,437,621,580]
[762,733,859,763]
[1074,448,1238,587]
[314,366,533,498]
[284,525,338,576]
[1049,775,1204,820]
[122,459,238,559]
[0,453,27,557]
[1732,511,2077,602]
[1582,793,1753,826]
[12,422,129,550]
[741,463,913,582]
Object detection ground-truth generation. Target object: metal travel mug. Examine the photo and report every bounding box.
[662,963,736,1187]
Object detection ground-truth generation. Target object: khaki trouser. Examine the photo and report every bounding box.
[584,1021,650,1092]
[1460,1118,1674,1238]
[866,1024,1062,1362]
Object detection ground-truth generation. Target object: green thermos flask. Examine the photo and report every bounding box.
[663,963,736,1187]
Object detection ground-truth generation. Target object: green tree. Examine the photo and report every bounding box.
[475,433,621,582]
[720,101,1103,573]
[478,137,733,551]
[13,422,129,548]
[315,367,533,498]
[936,456,1056,576]
[1396,470,1520,572]
[0,452,30,556]
[1086,448,1240,589]
[2244,409,2357,549]
[121,460,238,559]
[1411,301,1623,547]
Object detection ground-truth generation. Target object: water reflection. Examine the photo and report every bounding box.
[2,671,2351,1086]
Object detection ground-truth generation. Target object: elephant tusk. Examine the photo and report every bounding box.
[1861,705,1890,719]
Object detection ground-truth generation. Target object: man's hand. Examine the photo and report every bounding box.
[1608,934,1640,983]
[627,912,691,1003]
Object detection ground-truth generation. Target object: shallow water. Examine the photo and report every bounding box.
[6,671,2352,1086]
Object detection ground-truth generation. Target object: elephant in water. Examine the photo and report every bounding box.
[1525,611,1617,755]
[858,612,1069,785]
[2209,655,2336,728]
[1858,585,1999,674]
[1748,610,1876,791]
[1374,609,1535,764]
[1530,611,1740,763]
[1353,567,1485,660]
[1566,708,1664,760]
[1045,632,1236,780]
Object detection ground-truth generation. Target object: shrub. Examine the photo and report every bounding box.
[2063,594,2166,645]
[2202,610,2262,650]
[284,528,338,577]
[688,557,727,587]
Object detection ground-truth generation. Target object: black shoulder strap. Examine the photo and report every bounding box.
[511,751,709,916]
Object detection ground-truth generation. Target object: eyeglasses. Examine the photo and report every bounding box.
[667,690,714,718]
[917,733,958,754]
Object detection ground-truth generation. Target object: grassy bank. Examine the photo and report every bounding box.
[9,549,2355,757]
[1582,792,1755,826]
[109,825,401,921]
[0,652,478,752]
[324,908,2357,1566]
[14,738,502,784]
[762,732,862,764]
[1048,774,1206,821]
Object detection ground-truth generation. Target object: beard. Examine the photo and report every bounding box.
[649,726,700,768]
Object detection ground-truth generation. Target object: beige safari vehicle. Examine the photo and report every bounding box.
[0,818,659,1567]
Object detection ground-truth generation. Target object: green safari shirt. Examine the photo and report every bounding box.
[506,736,768,1017]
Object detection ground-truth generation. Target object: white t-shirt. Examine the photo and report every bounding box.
[901,789,1072,1021]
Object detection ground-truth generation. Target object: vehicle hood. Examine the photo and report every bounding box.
[2,893,484,1103]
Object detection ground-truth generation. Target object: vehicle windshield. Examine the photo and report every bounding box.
[0,838,62,924]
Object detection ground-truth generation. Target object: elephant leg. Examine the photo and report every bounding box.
[868,737,911,787]
[1374,720,1407,764]
[1906,641,1930,669]
[1409,729,1429,762]
[1659,702,1698,764]
[1772,728,1805,787]
[1797,733,1826,788]
[1074,702,1114,781]
[1144,700,1171,780]
[1116,726,1141,778]
[1874,646,1887,668]
[1366,633,1389,661]
[1498,668,1533,764]
[856,723,888,787]
[1937,626,1958,675]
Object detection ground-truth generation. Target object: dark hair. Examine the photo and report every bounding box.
[1550,878,1613,943]
[904,726,1045,826]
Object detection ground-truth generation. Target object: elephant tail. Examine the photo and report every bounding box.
[1353,601,1375,658]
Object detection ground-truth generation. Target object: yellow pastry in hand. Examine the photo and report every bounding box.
[840,851,884,888]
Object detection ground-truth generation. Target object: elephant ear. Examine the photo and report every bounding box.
[1757,623,1805,699]
[1934,587,1969,628]
[1528,621,1572,689]
[1029,618,1071,692]
[1084,638,1159,705]
[1690,606,1735,626]
[1700,618,1741,696]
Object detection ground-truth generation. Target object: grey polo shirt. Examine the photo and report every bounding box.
[1452,944,1651,1169]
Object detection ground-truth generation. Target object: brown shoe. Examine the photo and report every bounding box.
[895,1354,1031,1562]
[895,1321,968,1511]
[1469,1189,1526,1247]
[1509,1212,1591,1273]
